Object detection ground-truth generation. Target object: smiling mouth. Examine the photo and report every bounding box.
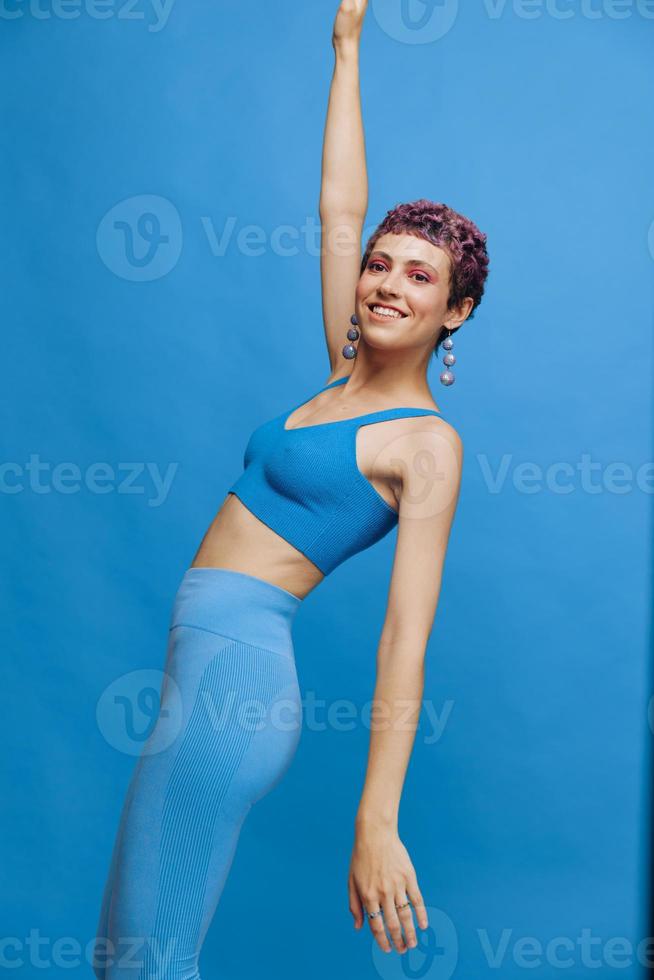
[367,303,408,320]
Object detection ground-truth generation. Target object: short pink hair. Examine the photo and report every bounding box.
[360,198,490,353]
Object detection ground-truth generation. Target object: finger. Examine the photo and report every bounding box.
[364,900,391,954]
[382,891,407,953]
[406,880,429,930]
[395,891,418,949]
[348,875,364,929]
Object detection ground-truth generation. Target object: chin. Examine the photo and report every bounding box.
[361,332,408,354]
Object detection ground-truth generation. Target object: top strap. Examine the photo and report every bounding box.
[350,407,443,426]
[319,376,349,392]
[318,376,444,422]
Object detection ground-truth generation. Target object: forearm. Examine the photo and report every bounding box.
[319,39,368,217]
[355,636,426,832]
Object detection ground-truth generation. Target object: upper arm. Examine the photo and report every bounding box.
[319,209,366,376]
[381,420,464,650]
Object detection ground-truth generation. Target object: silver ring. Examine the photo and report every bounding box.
[366,908,383,919]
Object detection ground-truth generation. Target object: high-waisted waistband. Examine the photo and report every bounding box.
[169,567,302,660]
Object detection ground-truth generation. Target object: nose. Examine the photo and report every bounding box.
[377,274,401,297]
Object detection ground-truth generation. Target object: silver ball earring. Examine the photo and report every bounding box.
[439,328,456,386]
[342,313,359,360]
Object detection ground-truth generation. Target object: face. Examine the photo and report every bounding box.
[355,232,470,354]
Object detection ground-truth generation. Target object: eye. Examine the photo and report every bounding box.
[368,260,387,272]
[411,271,430,283]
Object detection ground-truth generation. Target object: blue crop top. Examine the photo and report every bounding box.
[226,376,444,576]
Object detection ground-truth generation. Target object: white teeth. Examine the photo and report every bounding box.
[371,305,403,319]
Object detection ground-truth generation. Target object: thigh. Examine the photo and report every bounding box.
[94,627,302,979]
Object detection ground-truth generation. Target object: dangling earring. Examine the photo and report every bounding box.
[439,328,456,386]
[342,313,360,360]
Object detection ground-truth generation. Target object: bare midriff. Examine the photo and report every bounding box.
[190,492,325,601]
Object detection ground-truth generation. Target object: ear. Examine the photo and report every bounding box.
[444,296,474,330]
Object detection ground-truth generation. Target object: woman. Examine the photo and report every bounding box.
[93,1,489,974]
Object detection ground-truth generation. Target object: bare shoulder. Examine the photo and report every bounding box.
[394,412,463,455]
[390,415,463,522]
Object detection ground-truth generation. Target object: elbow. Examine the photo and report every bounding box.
[380,614,433,650]
[377,626,429,668]
[318,195,367,223]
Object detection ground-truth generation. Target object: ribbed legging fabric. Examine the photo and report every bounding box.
[93,568,303,980]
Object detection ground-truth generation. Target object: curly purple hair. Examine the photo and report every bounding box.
[360,199,490,355]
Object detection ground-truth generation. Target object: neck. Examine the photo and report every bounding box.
[342,341,434,401]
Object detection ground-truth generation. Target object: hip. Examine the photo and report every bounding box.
[170,566,302,662]
[155,566,304,764]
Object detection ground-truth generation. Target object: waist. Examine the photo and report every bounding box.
[170,567,302,659]
[191,493,326,600]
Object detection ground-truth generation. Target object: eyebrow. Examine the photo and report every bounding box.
[369,250,439,276]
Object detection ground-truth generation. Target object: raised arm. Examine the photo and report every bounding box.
[319,1,369,376]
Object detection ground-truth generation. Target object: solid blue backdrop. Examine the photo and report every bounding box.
[1,1,653,978]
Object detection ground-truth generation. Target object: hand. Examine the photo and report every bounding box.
[332,0,368,47]
[348,821,429,954]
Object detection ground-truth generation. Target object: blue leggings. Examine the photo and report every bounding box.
[93,567,303,980]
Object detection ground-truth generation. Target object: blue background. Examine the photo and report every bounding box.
[1,1,653,977]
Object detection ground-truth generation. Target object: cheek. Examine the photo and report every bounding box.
[412,287,447,320]
[355,275,370,299]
